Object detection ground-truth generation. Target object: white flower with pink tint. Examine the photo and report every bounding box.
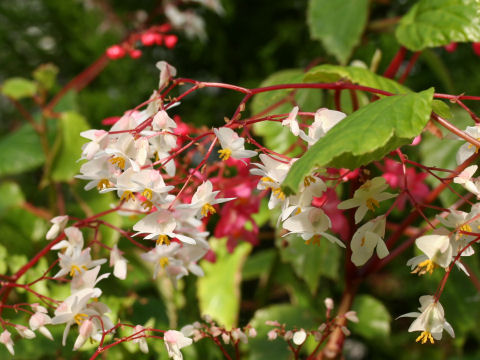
[46,215,68,240]
[214,127,257,161]
[164,329,193,360]
[0,330,14,355]
[282,106,300,136]
[110,245,128,280]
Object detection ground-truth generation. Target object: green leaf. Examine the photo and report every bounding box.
[278,236,340,293]
[252,69,322,155]
[307,0,370,64]
[51,111,90,182]
[304,64,410,95]
[396,0,480,51]
[282,88,434,194]
[33,63,59,90]
[197,238,251,328]
[432,99,452,119]
[0,182,25,216]
[350,295,391,339]
[1,77,37,99]
[0,124,45,175]
[242,249,276,281]
[249,304,318,360]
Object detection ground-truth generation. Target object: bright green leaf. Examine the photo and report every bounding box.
[1,77,37,99]
[278,236,340,293]
[0,124,45,175]
[432,99,452,119]
[249,304,318,360]
[396,0,480,51]
[197,238,251,328]
[51,111,90,182]
[33,63,59,90]
[304,64,410,95]
[307,0,370,64]
[282,89,434,194]
[350,295,391,339]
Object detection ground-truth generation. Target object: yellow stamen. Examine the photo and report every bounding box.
[306,235,321,246]
[157,234,170,246]
[360,237,365,247]
[467,138,480,152]
[120,191,135,202]
[261,177,274,183]
[109,156,126,170]
[69,265,87,277]
[201,203,216,217]
[272,188,285,200]
[366,197,380,212]
[142,188,153,200]
[142,200,154,212]
[295,207,301,215]
[218,148,232,161]
[415,331,434,344]
[458,224,472,240]
[97,178,111,190]
[74,313,89,326]
[412,259,436,276]
[159,257,169,268]
[154,151,160,162]
[304,175,316,187]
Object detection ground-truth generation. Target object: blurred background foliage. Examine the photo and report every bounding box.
[1,0,480,359]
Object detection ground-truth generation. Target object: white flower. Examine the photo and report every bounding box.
[293,329,307,345]
[398,295,454,344]
[164,330,193,360]
[453,165,480,196]
[141,243,183,279]
[282,106,300,136]
[214,127,257,161]
[73,319,94,350]
[110,245,128,280]
[29,311,53,340]
[51,288,96,345]
[0,330,14,355]
[282,207,345,247]
[46,215,68,240]
[152,110,177,131]
[80,129,109,160]
[70,265,110,297]
[407,231,453,275]
[456,125,480,165]
[300,108,346,146]
[156,61,177,90]
[16,325,36,339]
[338,177,396,223]
[51,226,84,256]
[280,175,326,221]
[437,208,479,257]
[132,325,149,353]
[350,217,389,266]
[184,180,234,218]
[54,247,107,278]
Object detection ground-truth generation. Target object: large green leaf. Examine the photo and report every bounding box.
[396,0,480,51]
[307,0,370,64]
[0,182,25,216]
[350,295,391,339]
[197,238,251,328]
[249,304,318,360]
[304,64,410,95]
[51,111,90,181]
[282,88,434,194]
[1,77,37,99]
[278,236,340,294]
[252,69,322,156]
[0,124,45,175]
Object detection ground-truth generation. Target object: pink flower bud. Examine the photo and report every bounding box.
[16,325,36,339]
[141,33,157,46]
[106,45,126,60]
[164,35,178,49]
[324,297,334,310]
[221,333,230,344]
[444,42,457,52]
[129,49,142,59]
[267,329,277,340]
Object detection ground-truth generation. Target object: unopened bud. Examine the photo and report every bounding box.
[324,297,334,310]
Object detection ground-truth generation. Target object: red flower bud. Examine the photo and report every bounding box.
[164,35,178,49]
[141,33,157,46]
[106,45,126,60]
[473,42,480,56]
[129,49,142,59]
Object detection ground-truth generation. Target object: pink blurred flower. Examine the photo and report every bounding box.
[312,188,350,240]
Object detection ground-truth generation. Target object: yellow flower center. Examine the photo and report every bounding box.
[416,331,434,344]
[458,224,472,240]
[306,235,321,246]
[142,188,153,200]
[467,138,480,152]
[360,237,365,247]
[159,257,169,268]
[272,187,286,200]
[74,313,89,326]
[218,148,232,161]
[109,156,126,170]
[142,200,154,212]
[261,177,274,183]
[97,178,111,190]
[366,197,380,212]
[120,191,135,202]
[412,259,436,276]
[303,175,316,187]
[69,265,87,277]
[157,234,170,246]
[201,203,216,217]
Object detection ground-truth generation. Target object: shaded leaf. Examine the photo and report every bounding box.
[396,0,480,51]
[307,0,370,64]
[350,295,391,339]
[282,89,434,194]
[0,182,25,216]
[0,124,45,175]
[1,77,37,99]
[197,238,251,328]
[33,63,59,90]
